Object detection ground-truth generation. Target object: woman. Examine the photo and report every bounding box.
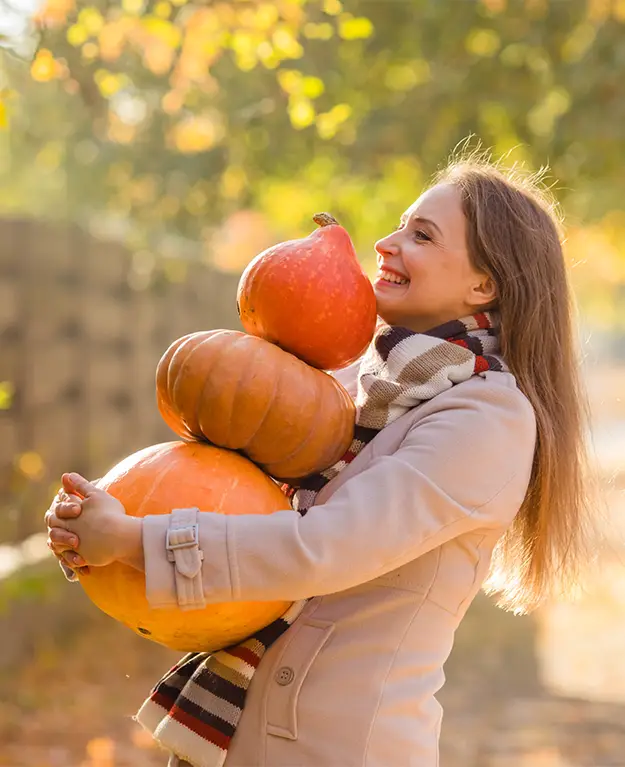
[45,155,592,767]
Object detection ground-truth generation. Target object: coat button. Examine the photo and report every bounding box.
[275,666,295,686]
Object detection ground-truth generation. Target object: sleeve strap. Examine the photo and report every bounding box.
[166,508,206,611]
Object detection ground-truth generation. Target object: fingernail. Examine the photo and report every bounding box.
[69,473,81,481]
[69,537,78,547]
[72,554,83,565]
[69,504,80,513]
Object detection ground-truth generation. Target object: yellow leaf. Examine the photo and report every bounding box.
[122,0,144,14]
[82,42,100,60]
[277,68,303,94]
[316,102,352,139]
[95,70,128,98]
[0,101,8,130]
[257,41,280,69]
[272,27,304,59]
[323,0,342,15]
[302,76,324,99]
[465,28,501,57]
[78,7,104,35]
[67,24,89,47]
[171,114,223,153]
[255,3,279,30]
[30,49,61,83]
[0,381,13,409]
[338,14,374,40]
[288,96,315,129]
[143,17,182,48]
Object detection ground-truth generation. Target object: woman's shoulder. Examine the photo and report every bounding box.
[405,369,536,451]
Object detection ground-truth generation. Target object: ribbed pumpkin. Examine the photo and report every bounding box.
[78,441,291,652]
[156,330,355,481]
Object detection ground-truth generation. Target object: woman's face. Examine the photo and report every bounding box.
[373,183,496,332]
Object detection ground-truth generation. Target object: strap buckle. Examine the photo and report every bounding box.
[166,523,200,552]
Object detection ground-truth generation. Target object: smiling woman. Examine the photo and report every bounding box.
[374,184,497,332]
[45,151,595,767]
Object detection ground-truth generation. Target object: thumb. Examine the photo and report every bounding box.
[62,473,99,500]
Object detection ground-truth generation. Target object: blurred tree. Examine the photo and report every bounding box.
[0,0,624,286]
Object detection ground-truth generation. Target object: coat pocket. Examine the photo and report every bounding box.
[266,618,334,741]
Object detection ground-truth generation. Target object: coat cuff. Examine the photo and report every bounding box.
[143,511,233,608]
[196,511,233,603]
[143,514,177,609]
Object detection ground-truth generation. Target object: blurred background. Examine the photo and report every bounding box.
[1,0,625,765]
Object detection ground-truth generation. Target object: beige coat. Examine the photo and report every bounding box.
[143,365,536,767]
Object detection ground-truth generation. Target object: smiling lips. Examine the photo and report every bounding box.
[376,268,410,286]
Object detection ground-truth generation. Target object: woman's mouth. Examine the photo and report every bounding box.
[375,269,410,287]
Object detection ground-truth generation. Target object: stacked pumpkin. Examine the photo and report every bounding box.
[77,214,377,651]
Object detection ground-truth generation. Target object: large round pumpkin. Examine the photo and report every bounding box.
[237,213,377,371]
[78,441,292,652]
[156,329,355,481]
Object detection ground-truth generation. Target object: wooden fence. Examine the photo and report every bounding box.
[0,218,241,542]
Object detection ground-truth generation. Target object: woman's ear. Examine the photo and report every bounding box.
[470,274,497,308]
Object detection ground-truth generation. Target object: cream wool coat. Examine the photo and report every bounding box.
[143,364,537,767]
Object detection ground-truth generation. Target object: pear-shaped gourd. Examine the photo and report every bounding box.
[236,213,377,370]
[156,329,356,481]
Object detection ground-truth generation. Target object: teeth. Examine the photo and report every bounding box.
[379,270,409,285]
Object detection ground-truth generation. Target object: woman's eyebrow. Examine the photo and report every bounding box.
[401,213,443,238]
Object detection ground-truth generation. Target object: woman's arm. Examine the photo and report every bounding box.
[144,379,536,609]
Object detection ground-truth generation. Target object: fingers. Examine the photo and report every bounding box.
[56,491,82,505]
[62,472,98,500]
[46,536,90,574]
[59,550,90,575]
[53,500,83,520]
[48,527,79,553]
[61,550,87,568]
[44,508,70,530]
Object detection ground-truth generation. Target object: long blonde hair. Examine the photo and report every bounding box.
[435,151,596,614]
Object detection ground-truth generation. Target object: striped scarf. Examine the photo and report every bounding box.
[135,311,506,767]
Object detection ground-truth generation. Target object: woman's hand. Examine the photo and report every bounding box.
[46,484,90,575]
[45,473,144,571]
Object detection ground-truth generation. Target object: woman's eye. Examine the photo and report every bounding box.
[413,229,431,242]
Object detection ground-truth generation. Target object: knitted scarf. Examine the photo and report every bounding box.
[136,311,506,767]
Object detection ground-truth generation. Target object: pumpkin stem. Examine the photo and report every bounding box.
[313,212,339,227]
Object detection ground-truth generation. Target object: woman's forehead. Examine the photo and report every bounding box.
[403,183,463,223]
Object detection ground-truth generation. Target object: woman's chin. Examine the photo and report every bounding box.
[374,283,407,312]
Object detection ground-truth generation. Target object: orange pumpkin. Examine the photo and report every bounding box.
[237,213,377,370]
[78,441,292,652]
[156,330,355,481]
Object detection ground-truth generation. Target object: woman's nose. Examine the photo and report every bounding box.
[375,234,399,257]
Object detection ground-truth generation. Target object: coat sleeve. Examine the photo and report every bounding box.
[143,379,536,608]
